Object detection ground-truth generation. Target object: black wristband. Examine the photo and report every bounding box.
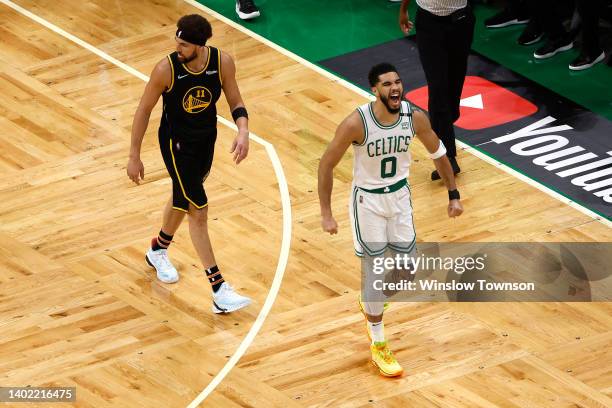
[448,189,460,201]
[231,107,248,122]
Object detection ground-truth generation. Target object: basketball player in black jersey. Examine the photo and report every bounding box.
[127,14,251,313]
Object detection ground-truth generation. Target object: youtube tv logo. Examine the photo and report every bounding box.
[405,76,538,130]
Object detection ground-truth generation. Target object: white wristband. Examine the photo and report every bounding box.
[429,140,447,159]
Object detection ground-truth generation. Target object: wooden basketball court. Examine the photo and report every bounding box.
[0,0,610,406]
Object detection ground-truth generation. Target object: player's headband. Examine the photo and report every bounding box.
[176,28,206,46]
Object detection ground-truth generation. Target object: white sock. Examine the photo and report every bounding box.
[368,321,385,344]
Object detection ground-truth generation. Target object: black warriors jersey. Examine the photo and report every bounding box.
[160,47,223,141]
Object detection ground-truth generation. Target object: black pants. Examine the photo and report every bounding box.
[506,0,529,16]
[529,0,573,40]
[577,0,604,56]
[415,5,475,158]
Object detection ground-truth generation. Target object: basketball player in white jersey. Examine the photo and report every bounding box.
[318,63,463,377]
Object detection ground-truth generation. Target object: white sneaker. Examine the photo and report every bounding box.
[145,248,179,283]
[236,0,260,20]
[212,282,251,313]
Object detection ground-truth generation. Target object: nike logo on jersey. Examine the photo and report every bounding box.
[206,70,218,75]
[177,74,188,79]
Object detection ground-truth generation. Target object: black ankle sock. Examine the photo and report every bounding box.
[205,265,224,292]
[152,230,173,251]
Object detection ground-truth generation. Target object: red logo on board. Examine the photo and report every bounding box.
[405,76,538,130]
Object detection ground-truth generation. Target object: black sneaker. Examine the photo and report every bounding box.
[569,51,605,71]
[236,0,260,20]
[485,8,529,28]
[534,38,573,59]
[517,20,543,46]
[431,157,461,181]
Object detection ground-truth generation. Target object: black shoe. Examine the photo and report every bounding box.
[236,0,260,20]
[569,51,605,71]
[517,20,543,46]
[534,37,573,59]
[431,157,461,181]
[485,8,529,28]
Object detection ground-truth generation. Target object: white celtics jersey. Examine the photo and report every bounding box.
[353,101,415,189]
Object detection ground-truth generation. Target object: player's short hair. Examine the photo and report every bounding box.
[368,63,399,87]
[176,14,212,46]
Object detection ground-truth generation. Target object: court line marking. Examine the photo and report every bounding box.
[186,0,611,228]
[0,1,293,405]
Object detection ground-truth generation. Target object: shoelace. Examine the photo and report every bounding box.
[217,282,230,296]
[158,252,174,270]
[375,344,395,364]
[382,347,395,364]
[218,284,247,303]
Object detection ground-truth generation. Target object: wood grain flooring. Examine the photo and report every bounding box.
[0,0,610,406]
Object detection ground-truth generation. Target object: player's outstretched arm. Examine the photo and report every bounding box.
[127,58,170,184]
[220,51,249,165]
[318,111,365,234]
[413,110,464,218]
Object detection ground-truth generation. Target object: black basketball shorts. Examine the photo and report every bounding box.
[159,126,216,212]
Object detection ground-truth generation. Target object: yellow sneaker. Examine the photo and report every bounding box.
[358,296,390,342]
[370,341,403,377]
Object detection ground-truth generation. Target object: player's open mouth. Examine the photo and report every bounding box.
[389,93,400,103]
